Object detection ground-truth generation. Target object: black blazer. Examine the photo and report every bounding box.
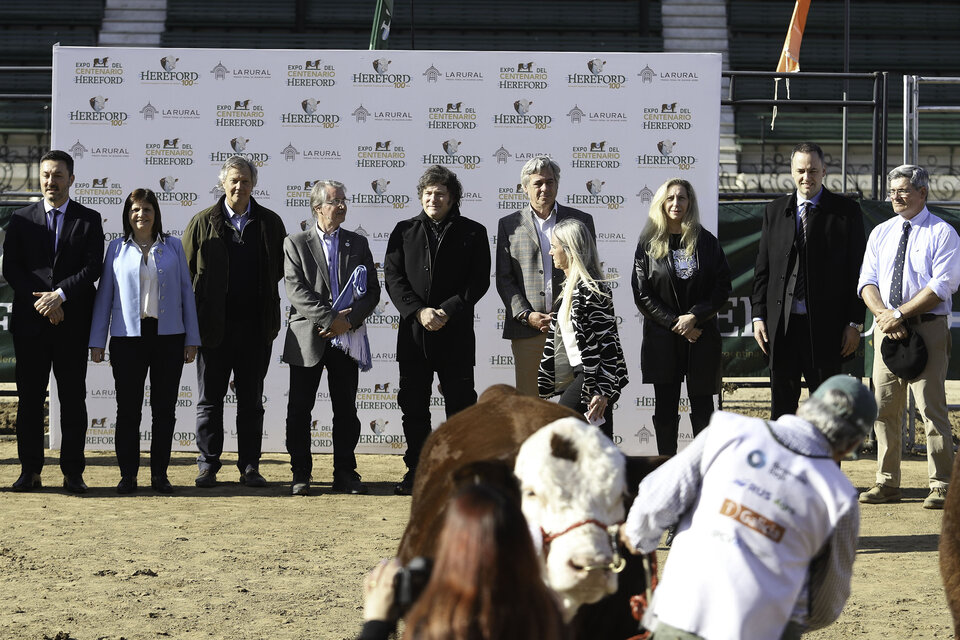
[384,208,490,366]
[751,187,866,368]
[2,200,104,338]
[632,228,731,395]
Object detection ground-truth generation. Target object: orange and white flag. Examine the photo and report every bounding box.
[773,0,812,129]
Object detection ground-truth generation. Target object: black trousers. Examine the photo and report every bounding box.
[13,325,89,476]
[397,357,477,473]
[558,370,615,441]
[770,313,836,419]
[653,382,715,455]
[109,319,186,478]
[195,326,272,474]
[285,344,361,479]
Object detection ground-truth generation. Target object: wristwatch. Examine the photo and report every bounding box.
[892,308,903,320]
[849,322,864,332]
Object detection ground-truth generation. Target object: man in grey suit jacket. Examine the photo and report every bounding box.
[282,180,380,496]
[495,155,595,396]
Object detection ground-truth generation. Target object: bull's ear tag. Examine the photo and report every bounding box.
[550,433,578,462]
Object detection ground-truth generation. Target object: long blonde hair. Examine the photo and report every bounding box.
[553,218,609,323]
[638,178,701,260]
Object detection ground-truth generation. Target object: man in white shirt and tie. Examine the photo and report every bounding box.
[858,164,960,509]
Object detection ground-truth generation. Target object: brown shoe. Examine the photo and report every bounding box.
[923,487,947,510]
[859,484,902,504]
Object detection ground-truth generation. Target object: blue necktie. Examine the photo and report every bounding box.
[47,208,61,254]
[794,202,808,301]
[328,236,339,300]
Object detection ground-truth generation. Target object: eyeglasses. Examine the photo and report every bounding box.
[888,188,914,198]
[321,198,347,207]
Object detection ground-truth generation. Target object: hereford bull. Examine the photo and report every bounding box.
[941,450,960,638]
[396,384,665,639]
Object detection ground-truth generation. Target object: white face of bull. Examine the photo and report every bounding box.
[514,417,627,620]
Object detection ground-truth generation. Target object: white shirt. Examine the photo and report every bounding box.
[858,206,960,316]
[558,294,582,367]
[139,240,160,319]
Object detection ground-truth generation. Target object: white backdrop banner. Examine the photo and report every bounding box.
[50,46,721,456]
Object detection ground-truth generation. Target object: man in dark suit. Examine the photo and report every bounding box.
[496,155,595,396]
[3,149,104,492]
[752,142,866,418]
[384,165,490,495]
[281,180,380,496]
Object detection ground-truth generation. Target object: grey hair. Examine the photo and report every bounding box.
[218,156,258,187]
[310,180,346,213]
[797,391,870,454]
[520,155,561,188]
[888,164,929,191]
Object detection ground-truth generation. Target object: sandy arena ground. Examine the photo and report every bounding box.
[0,383,955,640]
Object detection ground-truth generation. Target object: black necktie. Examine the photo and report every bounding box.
[794,201,808,301]
[890,220,911,307]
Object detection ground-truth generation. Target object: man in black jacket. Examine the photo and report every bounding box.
[384,165,490,494]
[751,142,866,418]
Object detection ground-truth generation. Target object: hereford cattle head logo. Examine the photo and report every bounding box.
[514,99,533,115]
[160,56,178,71]
[586,180,605,195]
[373,58,391,74]
[658,139,676,156]
[230,136,249,152]
[371,178,390,195]
[89,96,108,111]
[588,58,606,75]
[160,177,178,192]
[442,139,461,154]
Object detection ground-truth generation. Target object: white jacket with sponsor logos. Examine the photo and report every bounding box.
[625,412,858,640]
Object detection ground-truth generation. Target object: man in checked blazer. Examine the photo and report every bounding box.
[281,180,380,496]
[3,149,104,493]
[495,155,595,396]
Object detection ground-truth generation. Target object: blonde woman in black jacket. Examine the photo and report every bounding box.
[632,178,731,455]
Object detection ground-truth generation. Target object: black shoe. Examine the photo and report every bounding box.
[12,471,42,492]
[195,468,217,488]
[116,476,137,494]
[291,474,310,496]
[332,472,368,495]
[63,475,88,494]
[394,472,414,496]
[151,475,174,494]
[240,466,267,487]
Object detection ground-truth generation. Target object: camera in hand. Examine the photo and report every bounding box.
[392,556,433,617]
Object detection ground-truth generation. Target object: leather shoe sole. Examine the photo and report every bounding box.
[12,472,42,492]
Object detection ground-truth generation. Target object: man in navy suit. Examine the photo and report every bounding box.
[3,150,104,493]
[281,180,380,496]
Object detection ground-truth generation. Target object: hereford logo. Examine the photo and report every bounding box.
[374,383,391,393]
[89,95,108,111]
[287,59,336,87]
[637,141,697,170]
[215,100,265,127]
[231,137,249,152]
[284,180,317,208]
[352,177,410,208]
[427,100,477,129]
[442,139,461,154]
[571,141,622,169]
[420,140,482,169]
[73,178,124,206]
[370,419,388,435]
[565,178,626,209]
[357,141,406,169]
[496,182,529,210]
[567,57,626,88]
[498,61,548,90]
[643,102,693,130]
[493,98,552,128]
[144,138,194,166]
[140,57,200,85]
[209,137,270,170]
[280,98,340,126]
[517,62,534,72]
[74,57,124,85]
[91,417,108,427]
[353,58,411,87]
[159,176,178,192]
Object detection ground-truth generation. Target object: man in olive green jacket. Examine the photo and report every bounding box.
[183,156,286,488]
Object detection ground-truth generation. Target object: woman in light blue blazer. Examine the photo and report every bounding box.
[89,188,200,494]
